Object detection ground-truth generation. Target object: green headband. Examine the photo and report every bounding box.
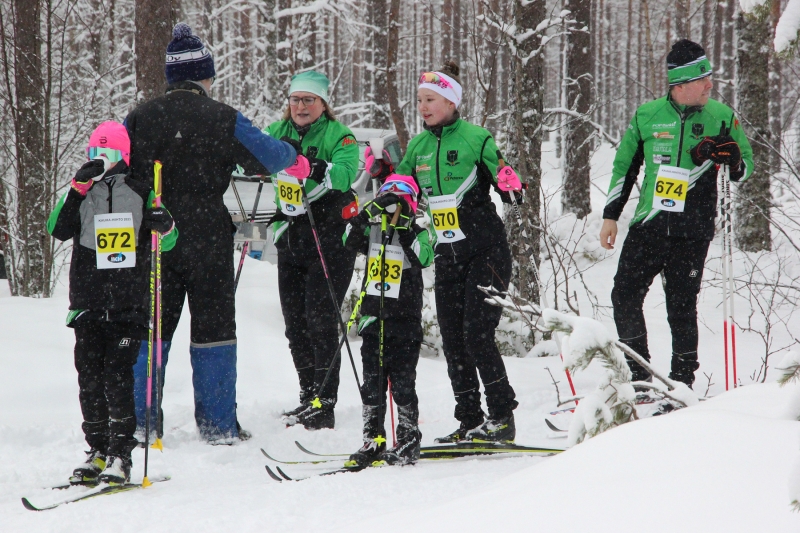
[668,56,712,86]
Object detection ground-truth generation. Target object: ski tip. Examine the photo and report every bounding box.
[545,419,567,433]
[265,465,283,482]
[142,476,152,488]
[294,441,314,455]
[275,466,293,481]
[151,439,164,451]
[21,497,40,511]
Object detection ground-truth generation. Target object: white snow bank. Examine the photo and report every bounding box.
[775,0,800,53]
[344,383,800,533]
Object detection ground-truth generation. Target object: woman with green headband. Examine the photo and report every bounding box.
[265,70,360,430]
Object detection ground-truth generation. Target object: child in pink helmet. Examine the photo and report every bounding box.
[47,121,177,486]
[340,174,434,467]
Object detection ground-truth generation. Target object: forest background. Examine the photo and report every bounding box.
[1,0,799,306]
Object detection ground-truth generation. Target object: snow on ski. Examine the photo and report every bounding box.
[22,476,170,511]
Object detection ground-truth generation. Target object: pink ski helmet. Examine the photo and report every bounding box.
[86,121,130,165]
[377,174,419,213]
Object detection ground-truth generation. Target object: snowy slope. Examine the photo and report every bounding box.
[2,142,800,531]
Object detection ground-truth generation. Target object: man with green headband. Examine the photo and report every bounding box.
[598,39,753,388]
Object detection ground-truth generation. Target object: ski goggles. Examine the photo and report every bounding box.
[378,181,418,202]
[87,146,124,163]
[419,72,454,90]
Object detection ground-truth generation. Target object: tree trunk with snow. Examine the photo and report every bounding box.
[135,0,180,102]
[371,0,390,129]
[9,0,48,297]
[735,3,772,252]
[386,0,410,150]
[505,0,545,306]
[561,0,593,219]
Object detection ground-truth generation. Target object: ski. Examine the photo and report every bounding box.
[261,448,339,465]
[265,463,374,482]
[294,441,349,457]
[420,442,563,459]
[22,476,170,511]
[545,419,567,433]
[293,441,564,461]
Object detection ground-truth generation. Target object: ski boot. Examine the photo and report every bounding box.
[98,455,132,485]
[434,417,483,444]
[293,402,335,430]
[377,404,421,466]
[70,448,106,485]
[464,413,516,443]
[345,405,386,468]
[669,353,699,390]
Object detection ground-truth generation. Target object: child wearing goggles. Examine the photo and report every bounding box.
[341,174,433,467]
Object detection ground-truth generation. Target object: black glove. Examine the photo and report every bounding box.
[691,135,742,167]
[358,193,402,222]
[280,136,303,157]
[143,207,174,234]
[306,155,330,183]
[74,159,106,183]
[390,197,414,230]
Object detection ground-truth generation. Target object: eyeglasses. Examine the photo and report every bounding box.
[378,181,418,202]
[288,96,318,106]
[87,147,123,163]
[419,72,453,90]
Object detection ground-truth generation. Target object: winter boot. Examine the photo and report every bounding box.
[97,455,132,485]
[465,413,516,443]
[70,449,107,485]
[346,405,387,468]
[434,416,484,444]
[293,402,335,430]
[378,404,421,466]
[668,352,699,389]
[281,386,314,424]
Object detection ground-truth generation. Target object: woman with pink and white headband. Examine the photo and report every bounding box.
[392,61,524,444]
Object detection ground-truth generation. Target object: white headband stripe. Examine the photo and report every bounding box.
[166,47,210,64]
[419,71,463,108]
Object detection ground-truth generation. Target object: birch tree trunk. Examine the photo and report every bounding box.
[561,0,592,218]
[735,3,772,252]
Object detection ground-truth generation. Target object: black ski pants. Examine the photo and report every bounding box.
[435,242,517,423]
[360,321,421,411]
[611,226,710,383]
[161,230,236,344]
[74,320,143,458]
[277,236,356,406]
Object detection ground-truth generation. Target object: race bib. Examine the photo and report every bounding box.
[275,171,306,216]
[429,194,465,243]
[94,212,136,269]
[366,243,403,299]
[652,165,690,213]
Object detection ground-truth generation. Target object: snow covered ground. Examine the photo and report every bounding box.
[2,142,800,531]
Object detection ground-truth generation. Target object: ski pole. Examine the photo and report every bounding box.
[301,189,362,407]
[723,161,738,388]
[388,380,396,446]
[233,175,268,292]
[506,180,577,398]
[719,165,730,390]
[143,160,164,487]
[378,211,389,448]
[153,162,164,452]
[312,207,402,409]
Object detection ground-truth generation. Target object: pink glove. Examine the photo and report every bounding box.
[364,146,394,177]
[71,178,93,196]
[284,155,311,181]
[497,166,522,192]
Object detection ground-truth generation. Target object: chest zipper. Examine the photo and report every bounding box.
[435,136,443,195]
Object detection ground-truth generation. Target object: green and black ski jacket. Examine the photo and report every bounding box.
[395,118,514,261]
[603,95,753,241]
[265,115,360,245]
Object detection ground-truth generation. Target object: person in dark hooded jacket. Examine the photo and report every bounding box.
[125,23,296,443]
